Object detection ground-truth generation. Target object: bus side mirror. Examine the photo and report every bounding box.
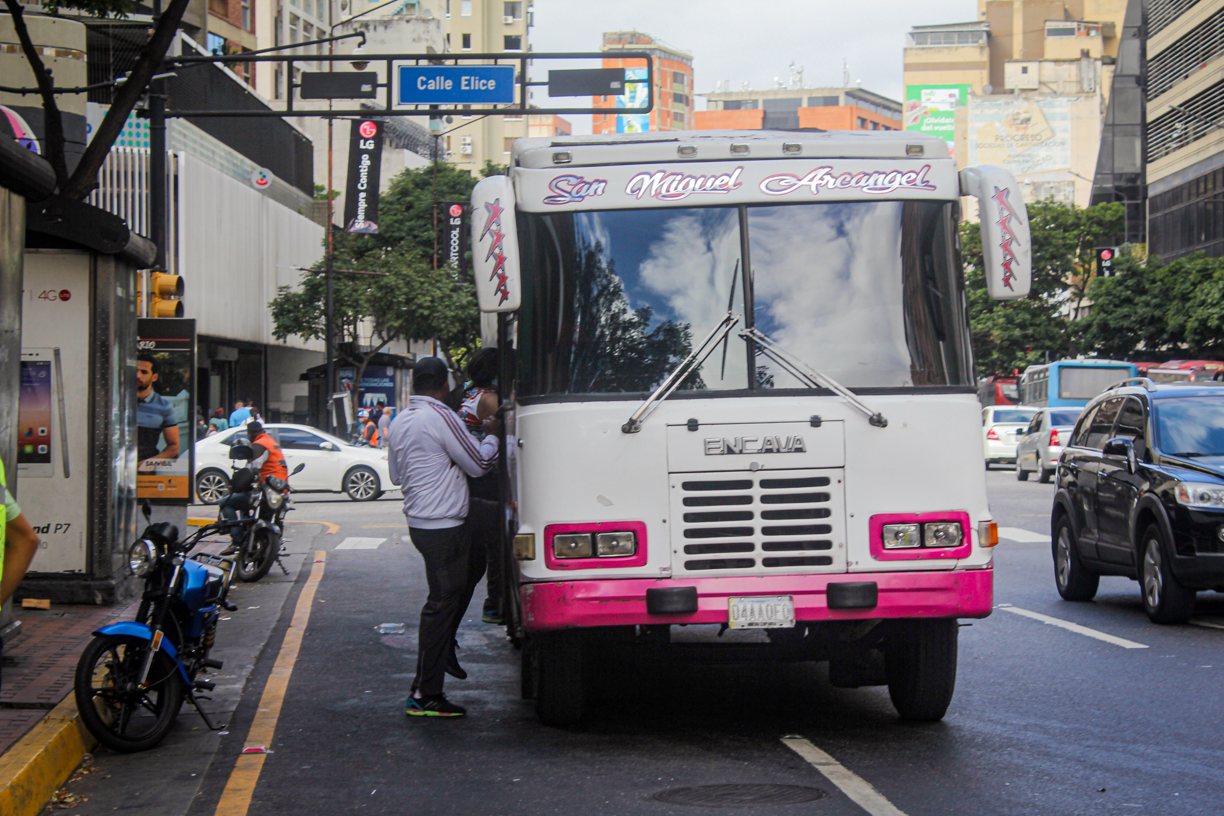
[471,175,521,313]
[960,165,1031,300]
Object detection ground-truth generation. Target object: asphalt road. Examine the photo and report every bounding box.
[52,475,1224,816]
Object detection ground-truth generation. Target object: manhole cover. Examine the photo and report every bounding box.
[653,784,827,808]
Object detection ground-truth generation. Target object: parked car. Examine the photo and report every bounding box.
[1051,380,1224,623]
[982,405,1038,469]
[1015,407,1083,483]
[194,424,393,504]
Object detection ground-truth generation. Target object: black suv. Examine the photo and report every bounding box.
[1051,380,1224,623]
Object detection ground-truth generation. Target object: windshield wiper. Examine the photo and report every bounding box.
[622,312,741,434]
[740,326,888,428]
[1168,451,1209,458]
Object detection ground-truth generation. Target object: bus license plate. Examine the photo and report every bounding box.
[728,596,795,629]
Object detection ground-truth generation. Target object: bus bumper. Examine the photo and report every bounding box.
[519,568,992,632]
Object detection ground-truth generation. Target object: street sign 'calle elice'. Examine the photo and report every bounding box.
[396,65,515,106]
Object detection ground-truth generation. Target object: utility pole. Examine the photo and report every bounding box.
[149,0,167,281]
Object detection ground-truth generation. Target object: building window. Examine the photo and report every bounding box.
[504,1,522,18]
[207,32,226,56]
[504,137,515,153]
[461,0,472,15]
[504,34,523,50]
[209,0,226,15]
[242,0,252,29]
[722,99,760,111]
[462,32,471,49]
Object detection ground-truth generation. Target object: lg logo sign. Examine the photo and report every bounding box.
[359,121,378,139]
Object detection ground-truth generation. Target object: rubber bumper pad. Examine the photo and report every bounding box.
[827,581,879,609]
[646,586,699,614]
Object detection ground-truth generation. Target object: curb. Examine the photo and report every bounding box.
[0,697,96,816]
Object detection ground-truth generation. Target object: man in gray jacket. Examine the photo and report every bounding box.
[387,357,499,718]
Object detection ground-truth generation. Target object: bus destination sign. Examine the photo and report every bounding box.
[396,65,515,106]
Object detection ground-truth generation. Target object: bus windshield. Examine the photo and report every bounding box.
[517,201,971,397]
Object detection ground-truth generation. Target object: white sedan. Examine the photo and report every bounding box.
[194,423,394,503]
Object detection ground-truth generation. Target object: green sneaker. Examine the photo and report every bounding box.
[405,694,466,718]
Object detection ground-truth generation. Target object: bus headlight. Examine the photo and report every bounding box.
[881,524,921,548]
[923,522,964,547]
[596,531,636,557]
[129,540,159,576]
[553,533,592,558]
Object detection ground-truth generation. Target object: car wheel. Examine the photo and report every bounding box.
[343,466,380,502]
[195,470,231,505]
[1015,460,1029,481]
[1053,518,1098,601]
[1140,525,1195,624]
[1038,464,1052,484]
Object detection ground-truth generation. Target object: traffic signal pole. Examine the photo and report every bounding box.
[149,0,167,278]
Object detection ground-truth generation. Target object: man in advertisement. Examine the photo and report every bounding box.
[136,354,180,471]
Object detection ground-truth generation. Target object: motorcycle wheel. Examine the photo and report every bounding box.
[236,527,278,582]
[74,634,184,753]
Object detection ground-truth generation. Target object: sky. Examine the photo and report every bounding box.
[528,0,979,133]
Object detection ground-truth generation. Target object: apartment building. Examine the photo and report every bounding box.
[206,0,256,86]
[1146,0,1224,260]
[904,1,1131,214]
[593,31,693,133]
[696,87,901,132]
[528,113,572,138]
[444,0,531,172]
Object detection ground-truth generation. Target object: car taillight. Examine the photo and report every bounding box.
[1049,429,1060,446]
[987,428,1000,440]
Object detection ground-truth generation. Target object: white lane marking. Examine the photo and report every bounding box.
[997,526,1050,544]
[782,737,907,816]
[1190,618,1224,631]
[1000,606,1148,649]
[335,537,386,550]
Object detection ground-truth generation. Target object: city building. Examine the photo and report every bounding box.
[1146,0,1224,260]
[528,112,572,138]
[443,0,531,172]
[695,87,901,132]
[206,0,256,86]
[903,1,1132,217]
[593,31,693,134]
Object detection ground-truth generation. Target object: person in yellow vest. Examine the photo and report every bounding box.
[2,457,41,690]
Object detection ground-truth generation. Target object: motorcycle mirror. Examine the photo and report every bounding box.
[292,463,306,475]
[141,500,152,521]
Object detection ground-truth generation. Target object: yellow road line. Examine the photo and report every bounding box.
[0,697,96,816]
[187,518,338,534]
[214,551,327,816]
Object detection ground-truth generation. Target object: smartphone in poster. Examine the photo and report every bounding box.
[136,318,196,502]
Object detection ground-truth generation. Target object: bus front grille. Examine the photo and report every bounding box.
[669,469,846,575]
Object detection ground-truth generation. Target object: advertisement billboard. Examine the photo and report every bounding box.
[343,119,384,234]
[339,365,398,409]
[136,318,196,502]
[967,95,1072,176]
[616,68,650,134]
[904,84,969,156]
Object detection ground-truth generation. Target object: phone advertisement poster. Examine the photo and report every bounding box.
[136,318,196,502]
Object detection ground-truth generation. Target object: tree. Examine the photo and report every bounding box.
[3,0,191,197]
[961,200,1125,376]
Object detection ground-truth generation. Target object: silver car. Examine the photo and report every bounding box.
[1015,407,1084,483]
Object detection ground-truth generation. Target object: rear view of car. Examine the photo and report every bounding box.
[983,406,1038,469]
[1016,407,1083,483]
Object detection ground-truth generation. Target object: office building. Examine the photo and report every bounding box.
[904,1,1132,215]
[696,87,901,132]
[593,31,693,133]
[1146,0,1224,260]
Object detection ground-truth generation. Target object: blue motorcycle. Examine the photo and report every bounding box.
[73,505,241,752]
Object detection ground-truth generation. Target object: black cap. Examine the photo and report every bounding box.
[413,356,449,380]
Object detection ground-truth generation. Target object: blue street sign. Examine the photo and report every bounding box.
[396,65,516,105]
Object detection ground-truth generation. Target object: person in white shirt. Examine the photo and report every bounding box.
[386,357,500,718]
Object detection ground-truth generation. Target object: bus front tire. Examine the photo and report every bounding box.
[885,619,958,722]
[532,631,583,726]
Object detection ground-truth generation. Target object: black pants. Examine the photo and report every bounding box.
[467,476,502,610]
[408,521,486,697]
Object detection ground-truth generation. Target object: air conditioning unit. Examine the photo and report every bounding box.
[504,15,515,23]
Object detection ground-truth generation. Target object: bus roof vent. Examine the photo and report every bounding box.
[677,144,698,158]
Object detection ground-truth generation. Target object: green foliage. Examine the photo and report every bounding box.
[481,159,509,178]
[961,200,1125,376]
[1077,253,1224,360]
[39,0,135,17]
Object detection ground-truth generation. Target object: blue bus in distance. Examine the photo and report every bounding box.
[1018,360,1139,408]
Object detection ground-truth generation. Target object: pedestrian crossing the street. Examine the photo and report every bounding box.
[335,537,386,550]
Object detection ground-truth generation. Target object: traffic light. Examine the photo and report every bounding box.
[1096,246,1119,277]
[149,272,183,317]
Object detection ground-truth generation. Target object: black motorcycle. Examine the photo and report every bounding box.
[225,443,303,582]
[74,504,239,752]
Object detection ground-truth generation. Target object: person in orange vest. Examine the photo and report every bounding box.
[360,411,381,447]
[219,422,287,554]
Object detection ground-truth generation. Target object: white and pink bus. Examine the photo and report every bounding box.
[470,130,1031,725]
